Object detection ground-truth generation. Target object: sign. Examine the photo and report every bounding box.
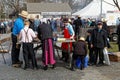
[41,12,71,15]
[106,11,120,26]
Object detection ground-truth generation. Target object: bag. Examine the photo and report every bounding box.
[75,56,88,68]
[103,48,110,65]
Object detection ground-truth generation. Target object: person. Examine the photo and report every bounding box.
[102,19,111,48]
[116,17,120,26]
[73,16,82,38]
[91,21,107,67]
[29,14,35,31]
[50,18,57,32]
[11,10,28,67]
[37,21,56,70]
[71,37,87,71]
[86,29,95,65]
[61,18,75,62]
[117,23,120,51]
[34,15,40,32]
[19,19,38,70]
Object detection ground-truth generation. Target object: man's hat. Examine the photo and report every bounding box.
[29,14,35,20]
[19,10,28,18]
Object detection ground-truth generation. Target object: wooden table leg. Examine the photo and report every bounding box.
[68,42,73,68]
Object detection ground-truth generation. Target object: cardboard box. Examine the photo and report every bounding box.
[108,52,120,62]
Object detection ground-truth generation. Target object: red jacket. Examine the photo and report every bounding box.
[61,28,72,52]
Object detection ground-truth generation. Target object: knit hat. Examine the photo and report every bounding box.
[79,37,85,41]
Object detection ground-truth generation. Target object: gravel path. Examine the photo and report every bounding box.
[0,33,120,80]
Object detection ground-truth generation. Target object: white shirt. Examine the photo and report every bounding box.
[19,26,36,43]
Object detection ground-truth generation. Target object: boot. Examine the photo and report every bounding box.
[51,64,56,69]
[43,65,48,70]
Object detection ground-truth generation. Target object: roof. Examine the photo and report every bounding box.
[72,0,119,18]
[27,3,72,14]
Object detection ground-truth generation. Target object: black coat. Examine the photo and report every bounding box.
[73,40,87,56]
[73,18,82,28]
[117,24,120,44]
[102,22,109,37]
[29,20,35,31]
[91,28,107,48]
[86,35,92,49]
[37,23,53,40]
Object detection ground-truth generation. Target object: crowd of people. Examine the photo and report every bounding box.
[0,19,13,34]
[10,10,114,71]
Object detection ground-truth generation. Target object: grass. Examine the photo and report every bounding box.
[108,42,119,52]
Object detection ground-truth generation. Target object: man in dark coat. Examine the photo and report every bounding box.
[117,23,120,51]
[73,16,82,38]
[91,21,107,66]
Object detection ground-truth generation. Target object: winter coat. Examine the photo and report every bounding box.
[73,40,87,56]
[37,23,53,40]
[91,28,107,48]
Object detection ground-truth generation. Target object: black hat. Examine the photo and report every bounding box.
[87,29,92,34]
[97,21,103,25]
[63,18,68,23]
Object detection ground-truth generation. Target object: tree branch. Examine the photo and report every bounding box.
[113,0,120,11]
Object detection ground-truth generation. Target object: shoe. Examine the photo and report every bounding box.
[12,64,21,68]
[43,65,48,70]
[17,61,23,64]
[23,66,27,70]
[51,64,56,69]
[60,57,63,60]
[23,65,29,70]
[80,67,84,70]
[32,67,38,70]
[31,65,38,70]
[70,67,75,71]
[60,57,65,61]
[88,63,94,66]
[64,59,69,63]
[96,63,103,67]
[34,67,39,70]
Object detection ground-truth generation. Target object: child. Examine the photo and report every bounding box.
[71,37,87,71]
[86,29,95,65]
[19,19,38,70]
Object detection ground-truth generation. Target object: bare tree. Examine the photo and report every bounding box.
[0,0,29,18]
[0,1,5,18]
[113,0,120,11]
[26,0,44,3]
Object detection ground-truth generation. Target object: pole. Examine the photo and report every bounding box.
[100,0,102,19]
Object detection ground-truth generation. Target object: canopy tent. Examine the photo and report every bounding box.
[72,0,119,18]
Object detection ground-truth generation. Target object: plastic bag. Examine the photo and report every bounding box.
[103,48,110,65]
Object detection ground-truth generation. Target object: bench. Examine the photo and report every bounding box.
[109,52,120,62]
[0,37,11,64]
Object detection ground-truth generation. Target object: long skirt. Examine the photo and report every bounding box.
[42,38,56,66]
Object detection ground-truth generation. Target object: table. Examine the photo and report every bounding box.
[17,39,75,67]
[55,39,75,67]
